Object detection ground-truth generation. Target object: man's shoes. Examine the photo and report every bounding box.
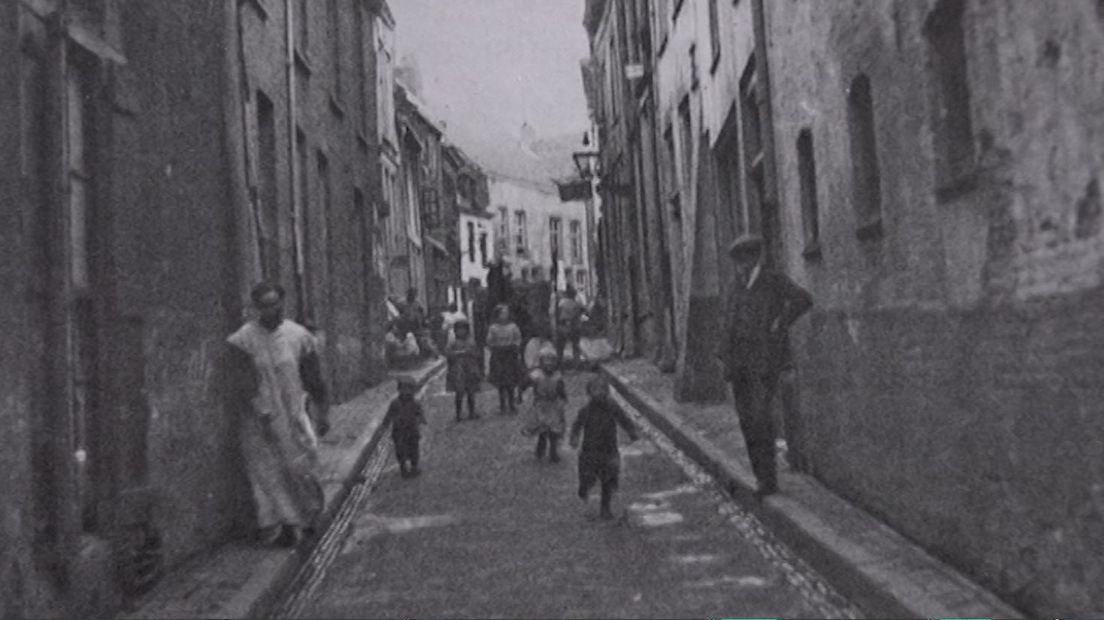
[754,482,779,501]
[257,525,282,546]
[280,525,304,548]
[599,507,614,520]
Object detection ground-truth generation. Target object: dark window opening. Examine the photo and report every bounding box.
[708,0,721,70]
[925,0,974,195]
[797,129,821,258]
[257,91,280,281]
[468,221,476,262]
[847,74,882,235]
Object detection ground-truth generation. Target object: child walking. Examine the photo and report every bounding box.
[521,348,568,462]
[384,375,427,478]
[445,319,482,422]
[569,375,640,519]
[486,304,524,416]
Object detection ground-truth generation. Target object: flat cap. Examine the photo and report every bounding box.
[727,233,765,257]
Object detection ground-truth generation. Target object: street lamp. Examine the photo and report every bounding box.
[572,131,601,180]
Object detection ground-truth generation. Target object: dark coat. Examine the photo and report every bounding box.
[721,269,813,377]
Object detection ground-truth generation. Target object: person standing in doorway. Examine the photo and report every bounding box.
[226,282,328,547]
[720,234,812,500]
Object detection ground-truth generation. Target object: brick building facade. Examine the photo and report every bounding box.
[767,1,1104,614]
[586,0,1104,614]
[0,0,392,616]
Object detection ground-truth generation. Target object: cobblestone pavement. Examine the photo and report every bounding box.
[291,371,861,618]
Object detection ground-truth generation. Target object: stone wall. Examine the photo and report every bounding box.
[769,0,1104,613]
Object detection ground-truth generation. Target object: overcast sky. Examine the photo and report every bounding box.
[390,0,592,142]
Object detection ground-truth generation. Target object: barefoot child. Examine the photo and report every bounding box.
[384,375,427,478]
[445,319,482,421]
[569,375,640,518]
[521,348,568,462]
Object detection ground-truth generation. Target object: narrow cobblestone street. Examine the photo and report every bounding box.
[289,371,858,618]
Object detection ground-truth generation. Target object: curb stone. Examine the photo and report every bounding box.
[600,361,1024,620]
[121,358,446,620]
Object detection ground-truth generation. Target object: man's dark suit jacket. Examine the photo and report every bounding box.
[722,269,813,377]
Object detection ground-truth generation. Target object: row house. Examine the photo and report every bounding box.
[586,0,1104,614]
[584,0,773,397]
[446,144,493,294]
[489,171,595,301]
[392,84,439,310]
[0,0,393,616]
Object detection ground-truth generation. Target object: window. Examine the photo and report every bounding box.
[708,0,721,70]
[378,165,391,218]
[354,4,368,132]
[617,0,630,66]
[65,57,102,530]
[479,232,488,265]
[569,220,583,264]
[656,0,671,52]
[498,206,509,241]
[256,91,280,281]
[318,151,333,304]
[467,221,476,262]
[689,44,700,90]
[421,187,439,228]
[925,0,974,194]
[677,98,693,208]
[664,124,680,219]
[576,270,587,291]
[549,217,563,260]
[740,60,765,236]
[296,0,309,54]
[296,130,311,299]
[847,74,882,235]
[607,39,618,126]
[797,129,821,257]
[328,0,342,101]
[514,210,527,255]
[714,108,744,239]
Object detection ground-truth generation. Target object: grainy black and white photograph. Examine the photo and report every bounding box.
[2,0,1101,618]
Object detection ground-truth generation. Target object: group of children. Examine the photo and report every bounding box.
[385,303,640,518]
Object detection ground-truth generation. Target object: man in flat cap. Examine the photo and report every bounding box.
[721,233,813,499]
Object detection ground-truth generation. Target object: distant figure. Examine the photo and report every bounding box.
[440,302,469,349]
[441,302,468,334]
[445,320,483,422]
[555,285,587,367]
[226,282,327,547]
[521,347,568,463]
[720,234,813,500]
[486,304,524,416]
[385,321,420,369]
[384,375,428,478]
[397,287,425,338]
[569,375,640,519]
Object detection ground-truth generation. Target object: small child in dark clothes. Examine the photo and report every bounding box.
[384,376,427,478]
[569,375,640,519]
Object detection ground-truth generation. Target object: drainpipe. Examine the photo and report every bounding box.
[286,0,306,321]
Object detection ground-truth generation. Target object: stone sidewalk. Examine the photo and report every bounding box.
[602,358,1025,619]
[118,358,446,620]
